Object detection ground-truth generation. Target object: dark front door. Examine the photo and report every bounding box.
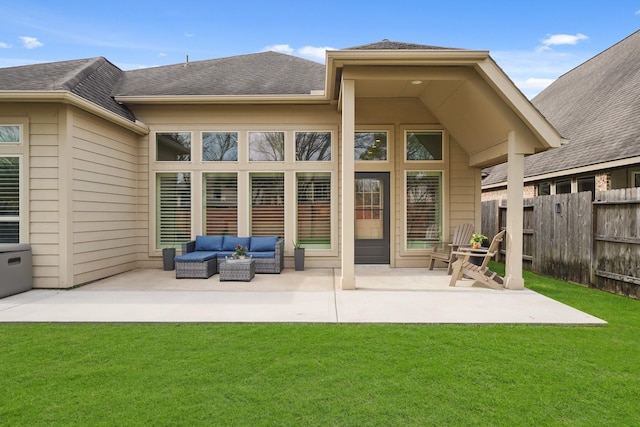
[354,172,390,264]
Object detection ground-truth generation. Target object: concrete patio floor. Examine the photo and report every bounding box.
[0,266,607,325]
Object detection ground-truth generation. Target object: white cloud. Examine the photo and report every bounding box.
[262,44,335,63]
[0,42,12,48]
[158,52,167,57]
[184,33,195,38]
[636,9,640,15]
[263,44,294,55]
[297,46,333,61]
[492,49,590,99]
[19,36,44,49]
[537,33,588,51]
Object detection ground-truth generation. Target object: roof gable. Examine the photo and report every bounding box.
[483,30,640,186]
[0,57,135,121]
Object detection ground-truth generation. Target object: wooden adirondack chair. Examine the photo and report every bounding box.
[448,229,506,290]
[428,223,474,274]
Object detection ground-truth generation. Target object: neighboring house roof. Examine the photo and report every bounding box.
[482,30,640,187]
[0,57,135,121]
[114,51,326,96]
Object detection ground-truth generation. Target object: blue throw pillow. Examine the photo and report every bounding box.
[250,236,278,252]
[195,235,223,251]
[222,236,251,251]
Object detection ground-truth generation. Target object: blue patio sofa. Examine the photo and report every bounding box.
[175,235,284,278]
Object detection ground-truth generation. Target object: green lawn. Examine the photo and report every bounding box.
[1,266,639,426]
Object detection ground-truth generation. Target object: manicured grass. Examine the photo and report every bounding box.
[1,267,639,426]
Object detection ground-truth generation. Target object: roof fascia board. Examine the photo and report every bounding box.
[482,155,640,189]
[474,59,565,149]
[0,91,149,135]
[340,65,475,81]
[327,49,491,66]
[113,94,331,104]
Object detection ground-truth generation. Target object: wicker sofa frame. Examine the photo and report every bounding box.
[179,237,284,275]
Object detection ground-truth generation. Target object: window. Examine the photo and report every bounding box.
[406,131,443,161]
[556,180,572,194]
[249,131,284,161]
[355,132,387,161]
[406,171,442,249]
[295,132,331,161]
[537,182,551,196]
[156,132,191,161]
[297,172,331,249]
[634,172,640,187]
[0,125,20,144]
[577,176,595,193]
[250,173,284,237]
[156,173,191,248]
[202,132,238,161]
[0,157,20,243]
[203,173,238,235]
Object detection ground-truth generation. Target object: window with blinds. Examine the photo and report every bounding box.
[297,172,331,249]
[0,157,19,243]
[406,171,442,249]
[156,173,191,248]
[250,173,284,237]
[203,173,238,235]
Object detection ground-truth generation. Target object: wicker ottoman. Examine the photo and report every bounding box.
[219,259,256,282]
[175,257,217,279]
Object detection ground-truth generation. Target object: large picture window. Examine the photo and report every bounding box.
[249,131,284,161]
[0,125,20,144]
[156,173,191,248]
[250,173,284,237]
[297,172,331,249]
[406,131,443,161]
[355,131,387,161]
[202,132,238,161]
[156,132,191,161]
[0,157,20,243]
[203,173,238,235]
[295,132,331,161]
[406,171,442,249]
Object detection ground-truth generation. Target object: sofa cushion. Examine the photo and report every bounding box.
[247,251,275,259]
[175,251,218,262]
[222,236,251,251]
[250,236,278,252]
[195,235,223,251]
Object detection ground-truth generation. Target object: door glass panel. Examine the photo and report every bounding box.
[355,178,384,239]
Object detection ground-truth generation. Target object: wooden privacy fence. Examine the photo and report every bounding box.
[482,188,640,299]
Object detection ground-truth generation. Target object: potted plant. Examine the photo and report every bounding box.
[233,244,247,259]
[293,240,305,271]
[469,232,488,250]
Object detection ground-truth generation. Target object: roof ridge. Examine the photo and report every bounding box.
[53,57,109,91]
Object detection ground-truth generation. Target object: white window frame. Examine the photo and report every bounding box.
[403,170,444,251]
[294,131,333,162]
[404,130,445,163]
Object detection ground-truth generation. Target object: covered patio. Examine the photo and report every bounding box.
[0,267,605,325]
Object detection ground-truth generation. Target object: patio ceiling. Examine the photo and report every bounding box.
[327,50,563,167]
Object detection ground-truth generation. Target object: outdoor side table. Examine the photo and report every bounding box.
[220,258,256,282]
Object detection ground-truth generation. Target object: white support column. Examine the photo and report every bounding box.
[504,131,525,290]
[341,79,356,290]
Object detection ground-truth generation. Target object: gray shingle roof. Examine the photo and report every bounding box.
[0,57,135,121]
[344,39,458,50]
[483,30,640,187]
[115,51,326,96]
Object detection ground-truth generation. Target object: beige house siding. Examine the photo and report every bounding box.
[0,104,61,287]
[69,108,140,286]
[130,99,479,269]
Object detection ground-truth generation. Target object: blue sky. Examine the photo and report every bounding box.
[1,0,639,98]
